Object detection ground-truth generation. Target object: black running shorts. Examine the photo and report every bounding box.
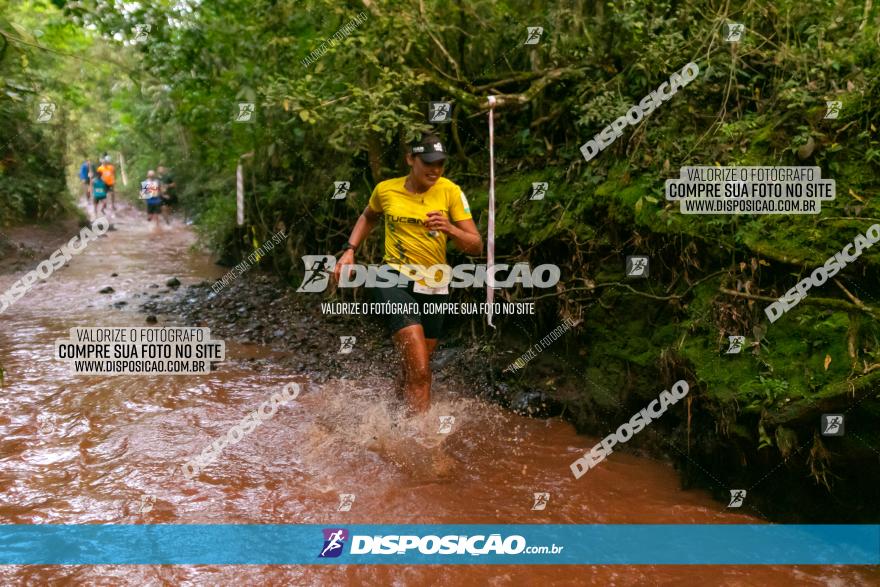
[369,268,448,339]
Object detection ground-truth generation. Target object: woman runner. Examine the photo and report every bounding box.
[333,132,482,412]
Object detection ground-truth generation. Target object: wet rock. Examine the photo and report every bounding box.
[113,301,128,308]
[145,315,158,324]
[797,136,816,160]
[0,235,12,256]
[509,389,562,418]
[432,348,460,369]
[166,277,181,288]
[99,286,114,294]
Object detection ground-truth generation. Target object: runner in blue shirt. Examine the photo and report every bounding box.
[79,158,92,202]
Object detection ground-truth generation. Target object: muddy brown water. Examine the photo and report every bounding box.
[0,207,875,585]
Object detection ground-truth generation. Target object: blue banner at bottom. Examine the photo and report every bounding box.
[0,524,876,565]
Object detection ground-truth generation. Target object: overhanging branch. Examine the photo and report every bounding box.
[718,287,880,320]
[418,67,587,112]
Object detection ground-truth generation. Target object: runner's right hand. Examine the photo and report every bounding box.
[333,249,356,285]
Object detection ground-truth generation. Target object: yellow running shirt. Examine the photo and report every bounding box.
[368,176,472,284]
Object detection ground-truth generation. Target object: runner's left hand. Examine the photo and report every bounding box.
[425,211,452,235]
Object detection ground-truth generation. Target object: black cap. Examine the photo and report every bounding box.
[409,134,447,163]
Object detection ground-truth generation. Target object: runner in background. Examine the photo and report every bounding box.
[79,157,92,203]
[90,165,109,219]
[140,170,163,230]
[158,165,177,226]
[97,156,117,211]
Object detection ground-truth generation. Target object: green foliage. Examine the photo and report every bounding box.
[194,191,238,254]
[0,0,80,224]
[743,375,791,411]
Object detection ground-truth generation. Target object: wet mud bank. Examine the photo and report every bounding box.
[136,273,484,396]
[0,216,87,276]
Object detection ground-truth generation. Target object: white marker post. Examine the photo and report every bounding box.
[236,152,253,226]
[118,152,128,186]
[487,96,497,328]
